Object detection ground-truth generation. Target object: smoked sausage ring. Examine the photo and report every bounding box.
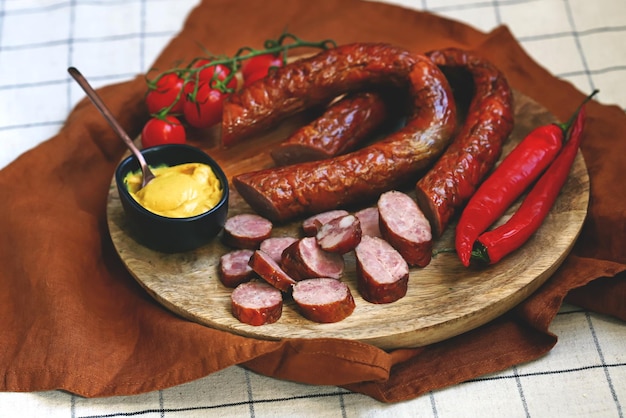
[224,43,457,222]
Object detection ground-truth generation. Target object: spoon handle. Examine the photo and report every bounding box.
[67,67,155,186]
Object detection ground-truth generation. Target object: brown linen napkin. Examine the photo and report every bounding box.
[1,0,625,403]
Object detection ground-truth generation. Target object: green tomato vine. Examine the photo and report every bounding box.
[145,32,336,119]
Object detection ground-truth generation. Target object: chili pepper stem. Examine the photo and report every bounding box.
[470,242,490,266]
[555,90,599,136]
[432,245,491,265]
[431,247,456,257]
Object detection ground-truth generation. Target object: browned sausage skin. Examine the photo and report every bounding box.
[414,48,514,238]
[249,250,297,293]
[270,91,389,165]
[228,43,457,222]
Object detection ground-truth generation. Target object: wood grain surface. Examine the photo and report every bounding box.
[106,91,589,350]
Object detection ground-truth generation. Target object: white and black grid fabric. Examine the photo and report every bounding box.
[0,1,624,417]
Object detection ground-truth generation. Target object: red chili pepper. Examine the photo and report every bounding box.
[455,96,590,267]
[470,91,596,265]
[456,130,562,266]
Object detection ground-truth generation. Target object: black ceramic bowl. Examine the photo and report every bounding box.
[115,144,229,253]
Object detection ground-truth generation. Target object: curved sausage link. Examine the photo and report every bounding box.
[414,48,514,238]
[222,43,421,146]
[270,91,389,166]
[229,43,457,222]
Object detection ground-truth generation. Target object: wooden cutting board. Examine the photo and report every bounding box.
[106,91,589,350]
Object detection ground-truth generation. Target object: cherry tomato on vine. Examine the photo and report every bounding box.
[141,115,186,148]
[241,53,284,86]
[183,82,227,129]
[192,59,237,90]
[145,73,185,114]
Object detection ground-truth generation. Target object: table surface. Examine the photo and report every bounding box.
[1,1,624,417]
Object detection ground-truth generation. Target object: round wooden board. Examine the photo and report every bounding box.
[107,91,589,350]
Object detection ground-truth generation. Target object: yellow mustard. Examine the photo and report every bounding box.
[124,163,222,218]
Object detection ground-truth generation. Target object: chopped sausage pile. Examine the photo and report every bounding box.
[221,190,431,326]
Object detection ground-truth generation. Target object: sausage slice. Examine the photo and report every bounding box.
[292,278,356,323]
[222,213,273,249]
[354,206,382,238]
[355,236,409,304]
[302,209,349,236]
[218,249,255,288]
[315,214,362,254]
[249,250,297,293]
[281,237,345,280]
[231,281,283,326]
[378,190,432,267]
[259,237,298,263]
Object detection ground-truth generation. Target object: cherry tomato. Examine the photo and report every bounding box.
[141,115,186,148]
[192,59,237,90]
[183,82,226,129]
[241,53,284,85]
[242,70,270,87]
[145,73,185,114]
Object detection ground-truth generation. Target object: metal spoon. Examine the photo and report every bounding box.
[67,67,155,188]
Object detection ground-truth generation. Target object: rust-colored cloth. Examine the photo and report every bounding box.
[1,0,625,403]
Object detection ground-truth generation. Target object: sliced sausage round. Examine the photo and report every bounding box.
[222,213,273,249]
[249,250,297,293]
[301,209,349,236]
[354,206,382,238]
[315,214,362,254]
[378,190,432,267]
[281,237,345,280]
[355,235,409,304]
[259,236,298,263]
[231,281,283,326]
[292,278,356,323]
[218,249,255,288]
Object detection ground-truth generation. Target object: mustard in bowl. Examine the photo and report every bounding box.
[115,144,229,253]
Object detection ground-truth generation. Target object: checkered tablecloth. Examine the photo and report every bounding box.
[1,1,624,417]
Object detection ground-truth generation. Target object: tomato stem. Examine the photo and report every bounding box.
[146,32,336,96]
